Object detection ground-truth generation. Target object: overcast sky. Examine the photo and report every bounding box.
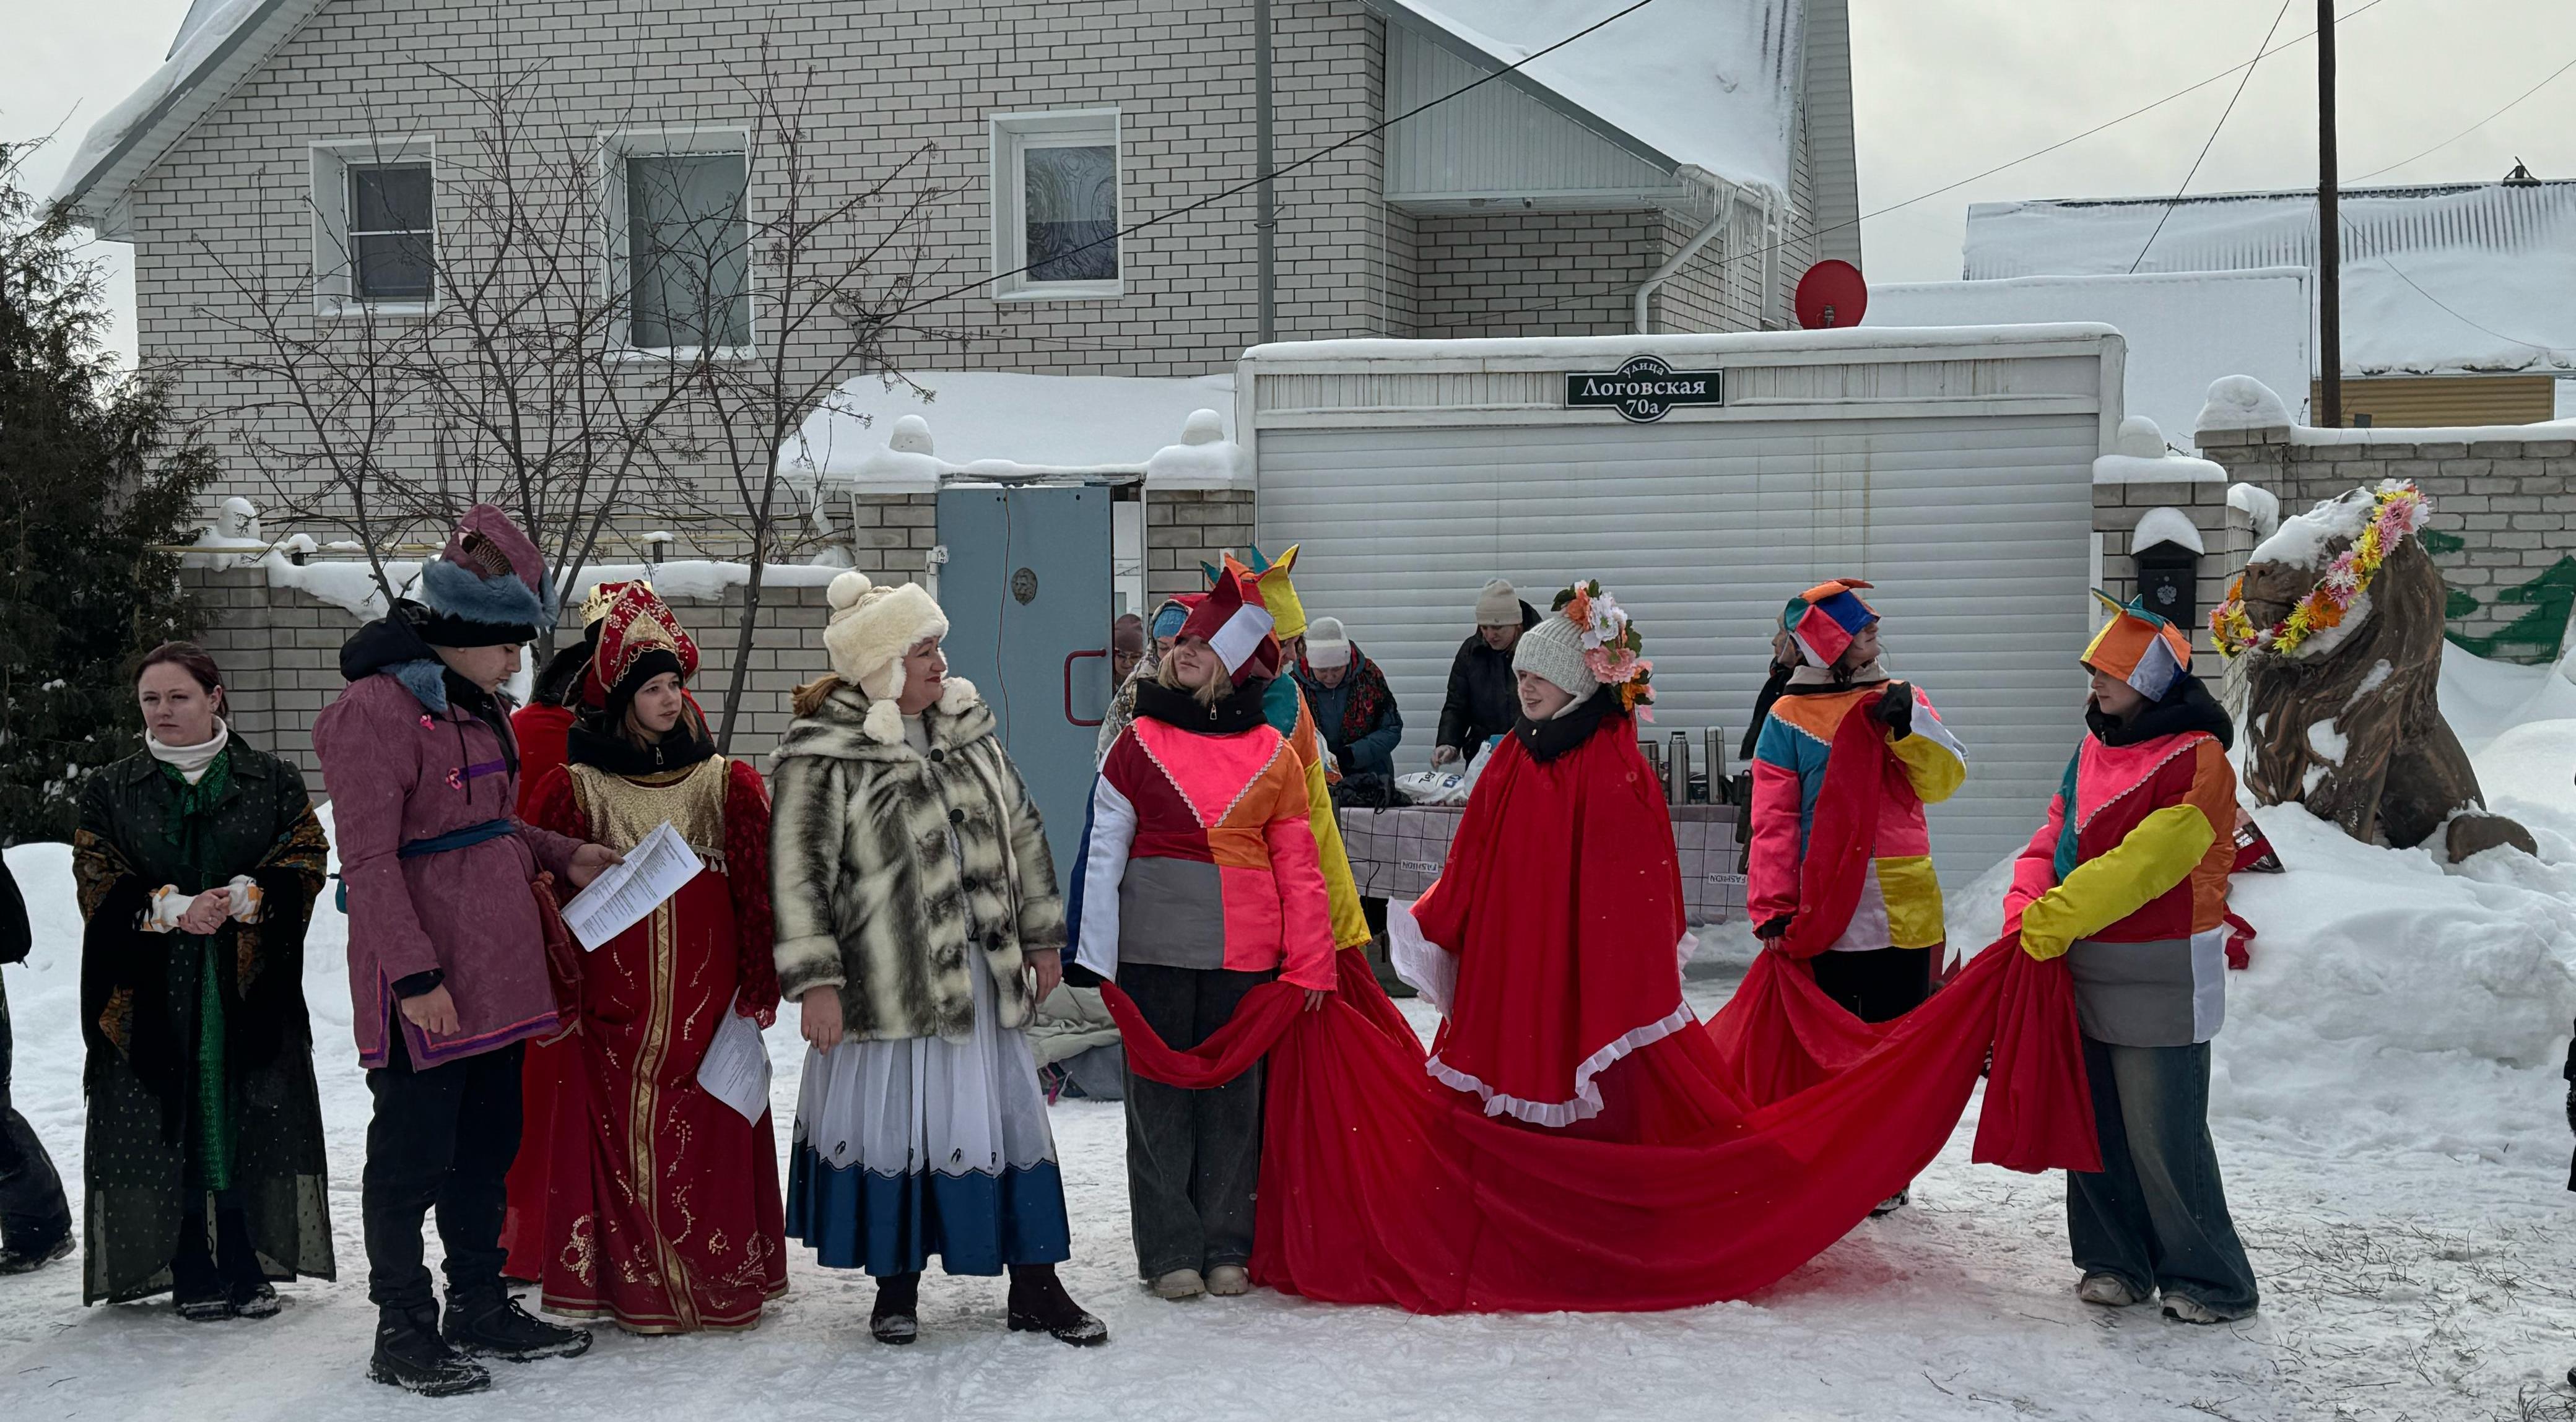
[7,0,2575,368]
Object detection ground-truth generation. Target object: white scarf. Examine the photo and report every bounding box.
[146,719,231,785]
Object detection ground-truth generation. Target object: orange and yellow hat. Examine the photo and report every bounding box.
[2082,589,2195,701]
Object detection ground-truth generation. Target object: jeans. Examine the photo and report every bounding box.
[0,972,71,1252]
[361,1026,525,1315]
[2068,1037,2259,1317]
[1119,963,1269,1280]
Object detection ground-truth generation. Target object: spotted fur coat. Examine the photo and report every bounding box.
[768,677,1066,1043]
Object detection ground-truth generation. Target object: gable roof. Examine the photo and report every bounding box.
[50,0,329,238]
[1360,0,1804,198]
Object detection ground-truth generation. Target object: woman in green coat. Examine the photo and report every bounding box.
[73,643,333,1317]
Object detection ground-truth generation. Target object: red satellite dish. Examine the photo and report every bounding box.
[1795,259,1868,330]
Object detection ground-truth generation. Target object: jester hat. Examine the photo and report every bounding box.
[1201,544,1308,639]
[1177,568,1278,683]
[1785,578,1879,667]
[2082,589,2195,702]
[581,580,698,713]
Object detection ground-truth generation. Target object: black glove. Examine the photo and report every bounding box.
[1755,915,1792,942]
[2564,1083,2576,1137]
[1874,682,1914,739]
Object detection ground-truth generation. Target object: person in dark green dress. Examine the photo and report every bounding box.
[73,643,333,1319]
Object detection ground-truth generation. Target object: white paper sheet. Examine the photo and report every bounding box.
[560,820,700,951]
[695,997,773,1126]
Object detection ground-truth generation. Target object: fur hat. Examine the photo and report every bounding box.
[1178,568,1277,682]
[1511,615,1593,701]
[416,503,554,645]
[1785,578,1878,667]
[1474,578,1521,626]
[2083,589,2195,701]
[824,571,949,702]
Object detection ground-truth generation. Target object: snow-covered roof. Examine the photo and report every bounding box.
[1869,269,2312,451]
[1368,0,1803,198]
[51,0,328,238]
[780,371,1241,492]
[1962,181,2576,380]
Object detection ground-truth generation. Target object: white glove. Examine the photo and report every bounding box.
[145,886,191,933]
[227,875,263,923]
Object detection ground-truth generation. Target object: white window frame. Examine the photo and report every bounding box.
[597,126,756,360]
[310,137,437,317]
[989,108,1123,301]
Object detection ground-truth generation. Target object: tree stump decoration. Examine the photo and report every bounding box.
[2213,480,2535,862]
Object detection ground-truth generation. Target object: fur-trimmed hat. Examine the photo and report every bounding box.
[1785,578,1878,667]
[416,503,554,646]
[2084,589,2195,701]
[824,571,949,702]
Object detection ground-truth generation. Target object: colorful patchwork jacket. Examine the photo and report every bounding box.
[1067,682,1339,991]
[2004,690,2237,1047]
[1261,675,1374,951]
[1746,678,1968,952]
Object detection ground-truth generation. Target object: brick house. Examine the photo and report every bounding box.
[54,0,1861,548]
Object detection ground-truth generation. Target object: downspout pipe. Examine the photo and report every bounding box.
[1256,0,1277,345]
[1634,170,1731,334]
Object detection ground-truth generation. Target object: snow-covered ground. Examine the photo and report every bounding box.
[6,671,2576,1419]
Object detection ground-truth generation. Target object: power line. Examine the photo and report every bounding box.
[2350,53,2576,182]
[884,0,1663,325]
[2128,0,2295,274]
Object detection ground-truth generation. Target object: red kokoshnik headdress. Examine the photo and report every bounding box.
[580,581,698,712]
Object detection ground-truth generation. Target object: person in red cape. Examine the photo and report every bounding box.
[514,582,789,1333]
[1389,580,1729,1142]
[2005,591,2256,1324]
[1064,568,1336,1302]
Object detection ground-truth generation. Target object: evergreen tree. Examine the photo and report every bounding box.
[1,141,215,844]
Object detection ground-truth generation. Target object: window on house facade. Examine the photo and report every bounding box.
[310,139,435,312]
[990,110,1121,299]
[603,131,752,354]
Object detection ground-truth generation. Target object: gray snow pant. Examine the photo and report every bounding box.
[1118,963,1269,1280]
[2068,1037,2259,1319]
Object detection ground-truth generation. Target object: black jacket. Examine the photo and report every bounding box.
[1435,600,1542,762]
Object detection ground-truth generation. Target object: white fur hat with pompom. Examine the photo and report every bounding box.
[824,571,949,701]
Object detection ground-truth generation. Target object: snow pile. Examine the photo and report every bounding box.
[2089,417,2225,484]
[2197,374,2294,435]
[1140,408,1248,489]
[244,554,846,622]
[781,371,1237,488]
[2127,505,2203,554]
[2249,483,2377,569]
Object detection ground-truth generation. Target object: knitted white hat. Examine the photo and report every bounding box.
[1303,615,1352,672]
[1474,578,1521,626]
[823,571,949,701]
[1511,613,1592,700]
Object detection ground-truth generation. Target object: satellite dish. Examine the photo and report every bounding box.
[1795,259,1868,330]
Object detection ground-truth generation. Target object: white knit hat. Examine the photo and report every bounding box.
[1303,615,1352,672]
[823,571,949,701]
[1474,578,1521,626]
[1511,614,1592,700]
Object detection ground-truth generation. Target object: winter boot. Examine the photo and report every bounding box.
[1149,1268,1204,1301]
[0,1233,71,1275]
[2159,1293,2243,1325]
[1868,1190,1909,1218]
[1007,1265,1108,1347]
[2077,1273,2146,1307]
[870,1272,921,1346]
[441,1289,592,1361]
[1204,1264,1251,1298]
[370,1304,491,1397]
[171,1215,232,1322]
[215,1208,279,1319]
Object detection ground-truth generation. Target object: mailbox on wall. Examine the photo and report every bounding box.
[2130,505,2205,630]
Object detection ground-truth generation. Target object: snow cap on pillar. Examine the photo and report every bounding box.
[1786,578,1877,667]
[2083,589,2195,702]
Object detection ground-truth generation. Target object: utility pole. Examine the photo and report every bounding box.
[1255,0,1277,345]
[2317,0,2342,427]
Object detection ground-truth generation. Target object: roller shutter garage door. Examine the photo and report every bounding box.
[1257,411,2096,886]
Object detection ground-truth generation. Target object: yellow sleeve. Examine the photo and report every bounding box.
[1305,753,1373,948]
[2018,803,2219,959]
[1887,696,1968,805]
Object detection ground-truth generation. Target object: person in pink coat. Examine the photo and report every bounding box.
[312,504,620,1397]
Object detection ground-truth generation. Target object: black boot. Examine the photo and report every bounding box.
[1007,1264,1108,1347]
[441,1290,592,1362]
[371,1304,490,1397]
[215,1208,279,1319]
[870,1272,920,1346]
[171,1215,230,1322]
[0,1232,71,1275]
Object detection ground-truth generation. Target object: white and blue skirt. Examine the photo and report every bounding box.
[785,955,1072,1277]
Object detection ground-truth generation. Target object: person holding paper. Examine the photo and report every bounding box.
[516,582,786,1335]
[771,571,1106,1349]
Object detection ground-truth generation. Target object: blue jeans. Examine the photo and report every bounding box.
[2068,1037,2258,1317]
[0,971,72,1253]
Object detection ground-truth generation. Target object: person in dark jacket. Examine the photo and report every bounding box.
[0,858,72,1277]
[1294,617,1403,792]
[73,643,333,1315]
[1432,579,1541,769]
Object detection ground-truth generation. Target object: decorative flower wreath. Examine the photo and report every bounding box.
[1554,579,1656,716]
[2210,480,2429,659]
